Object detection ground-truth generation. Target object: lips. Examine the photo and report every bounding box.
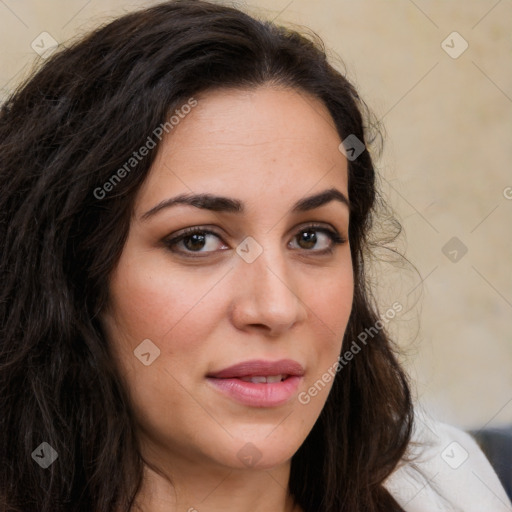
[206,359,304,407]
[207,359,305,379]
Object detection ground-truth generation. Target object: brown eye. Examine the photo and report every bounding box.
[183,232,208,251]
[297,229,317,249]
[289,226,346,253]
[164,228,228,255]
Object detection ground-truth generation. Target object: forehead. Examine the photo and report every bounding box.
[135,86,348,213]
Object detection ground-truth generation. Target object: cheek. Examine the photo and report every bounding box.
[103,252,233,422]
[305,262,354,338]
[103,258,226,442]
[105,254,226,348]
[300,265,353,400]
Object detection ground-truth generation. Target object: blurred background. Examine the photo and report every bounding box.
[1,0,510,432]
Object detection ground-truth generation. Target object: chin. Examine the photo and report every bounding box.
[220,437,301,471]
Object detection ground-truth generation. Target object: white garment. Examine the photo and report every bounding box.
[384,410,512,511]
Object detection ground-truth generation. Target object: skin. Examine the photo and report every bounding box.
[102,85,354,512]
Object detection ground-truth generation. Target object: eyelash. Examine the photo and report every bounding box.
[163,223,347,257]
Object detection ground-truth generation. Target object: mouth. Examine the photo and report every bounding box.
[206,359,304,408]
[238,374,289,383]
[207,358,305,379]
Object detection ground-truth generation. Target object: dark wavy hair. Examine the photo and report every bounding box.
[0,1,413,511]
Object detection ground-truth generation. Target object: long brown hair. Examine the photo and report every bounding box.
[0,1,413,510]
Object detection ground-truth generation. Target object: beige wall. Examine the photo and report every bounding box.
[1,0,510,429]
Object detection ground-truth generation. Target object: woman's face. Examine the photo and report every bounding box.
[102,86,353,472]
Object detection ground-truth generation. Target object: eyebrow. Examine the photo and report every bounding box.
[140,187,350,221]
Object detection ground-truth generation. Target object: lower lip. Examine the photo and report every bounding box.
[206,376,302,407]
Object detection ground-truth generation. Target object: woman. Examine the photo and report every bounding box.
[0,1,509,511]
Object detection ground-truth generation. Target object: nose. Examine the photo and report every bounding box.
[229,246,308,336]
